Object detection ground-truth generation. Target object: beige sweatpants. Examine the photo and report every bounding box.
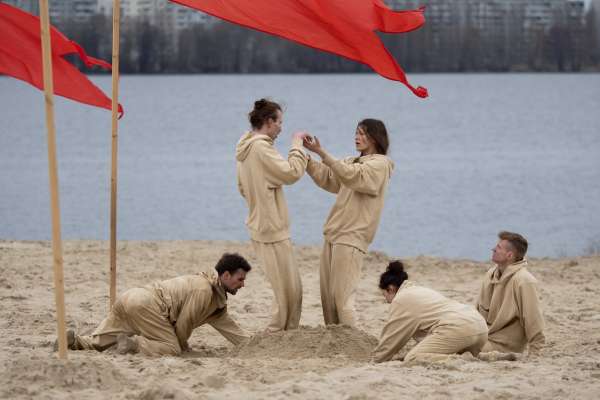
[320,241,364,327]
[75,287,181,356]
[252,239,302,331]
[404,329,488,362]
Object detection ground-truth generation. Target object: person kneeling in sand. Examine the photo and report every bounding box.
[476,231,545,355]
[58,253,252,356]
[372,261,488,363]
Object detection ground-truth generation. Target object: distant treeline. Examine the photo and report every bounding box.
[62,12,600,74]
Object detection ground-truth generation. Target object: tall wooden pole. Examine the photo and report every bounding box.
[109,0,121,309]
[39,0,67,360]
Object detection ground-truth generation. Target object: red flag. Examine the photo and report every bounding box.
[170,0,428,98]
[0,3,123,115]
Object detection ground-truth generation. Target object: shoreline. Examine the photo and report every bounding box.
[1,239,595,263]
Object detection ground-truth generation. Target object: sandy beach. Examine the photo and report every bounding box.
[1,240,599,399]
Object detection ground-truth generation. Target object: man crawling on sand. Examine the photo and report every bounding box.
[57,253,252,356]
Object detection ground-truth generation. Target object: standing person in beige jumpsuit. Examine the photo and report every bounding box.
[236,98,308,332]
[302,119,393,326]
[477,231,545,355]
[373,261,488,363]
[58,253,252,356]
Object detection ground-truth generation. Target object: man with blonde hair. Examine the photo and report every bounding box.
[476,231,545,355]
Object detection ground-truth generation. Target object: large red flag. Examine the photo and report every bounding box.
[170,0,428,98]
[0,3,123,115]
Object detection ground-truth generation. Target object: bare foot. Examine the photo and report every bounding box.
[116,334,139,354]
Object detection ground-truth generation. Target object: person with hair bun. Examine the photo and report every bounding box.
[373,261,488,363]
[236,98,308,332]
[302,119,393,327]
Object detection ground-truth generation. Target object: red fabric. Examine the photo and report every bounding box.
[170,0,428,98]
[0,3,123,116]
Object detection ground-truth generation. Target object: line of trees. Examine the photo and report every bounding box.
[61,10,600,74]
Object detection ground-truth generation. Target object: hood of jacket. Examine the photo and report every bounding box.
[357,153,395,178]
[490,259,528,284]
[200,271,227,308]
[236,132,273,162]
[391,279,416,302]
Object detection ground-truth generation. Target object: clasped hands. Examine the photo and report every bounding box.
[293,130,324,156]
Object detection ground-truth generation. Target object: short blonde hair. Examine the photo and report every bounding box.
[498,231,528,261]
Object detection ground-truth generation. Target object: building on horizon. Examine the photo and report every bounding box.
[2,0,40,14]
[386,0,586,69]
[97,0,214,30]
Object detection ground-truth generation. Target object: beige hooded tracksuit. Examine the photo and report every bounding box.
[476,260,545,354]
[373,281,488,363]
[72,272,248,356]
[306,153,393,326]
[236,132,308,331]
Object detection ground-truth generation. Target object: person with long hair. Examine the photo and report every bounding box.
[373,261,488,363]
[302,119,393,326]
[236,98,308,331]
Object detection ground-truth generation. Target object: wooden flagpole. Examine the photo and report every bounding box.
[109,0,121,309]
[39,0,68,360]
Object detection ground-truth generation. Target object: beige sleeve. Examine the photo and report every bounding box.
[259,139,308,186]
[475,278,489,318]
[322,155,387,196]
[208,311,251,345]
[518,282,545,354]
[174,288,213,351]
[306,158,341,193]
[372,301,420,363]
[236,163,245,199]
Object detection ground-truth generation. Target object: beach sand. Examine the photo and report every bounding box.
[1,240,599,399]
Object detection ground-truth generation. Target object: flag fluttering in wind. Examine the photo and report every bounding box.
[170,0,428,98]
[0,3,124,115]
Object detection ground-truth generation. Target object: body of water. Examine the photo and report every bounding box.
[1,73,599,260]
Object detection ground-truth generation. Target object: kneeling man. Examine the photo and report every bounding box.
[477,231,545,355]
[61,253,252,356]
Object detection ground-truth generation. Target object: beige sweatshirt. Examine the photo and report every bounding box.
[373,281,487,363]
[306,153,394,252]
[236,132,308,243]
[150,272,249,351]
[476,260,545,353]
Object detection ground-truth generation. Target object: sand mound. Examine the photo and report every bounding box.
[0,354,125,397]
[231,325,378,361]
[137,384,192,400]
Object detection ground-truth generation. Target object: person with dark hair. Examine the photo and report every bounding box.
[373,261,488,363]
[236,98,308,332]
[302,119,393,327]
[57,253,252,356]
[476,231,545,354]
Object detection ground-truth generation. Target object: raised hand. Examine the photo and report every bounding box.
[292,130,310,141]
[303,135,322,154]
